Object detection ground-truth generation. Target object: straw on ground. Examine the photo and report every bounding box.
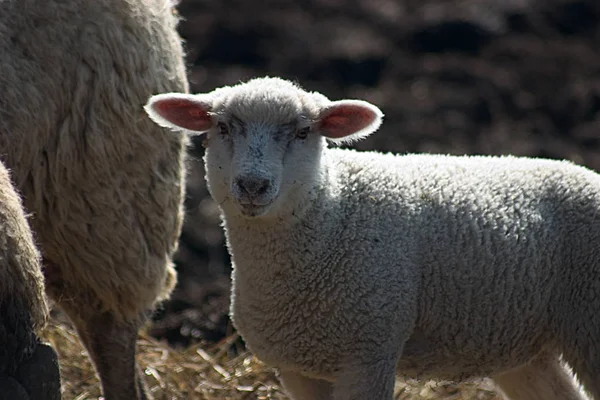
[42,314,502,399]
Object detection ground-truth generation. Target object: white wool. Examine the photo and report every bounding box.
[147,77,598,400]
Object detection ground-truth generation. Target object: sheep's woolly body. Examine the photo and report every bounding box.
[0,1,188,397]
[0,0,188,320]
[0,162,48,374]
[0,162,61,399]
[228,150,600,378]
[145,77,599,399]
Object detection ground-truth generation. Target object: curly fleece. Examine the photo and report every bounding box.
[147,77,598,400]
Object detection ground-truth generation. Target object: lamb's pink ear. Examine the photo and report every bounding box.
[316,100,383,144]
[144,93,214,133]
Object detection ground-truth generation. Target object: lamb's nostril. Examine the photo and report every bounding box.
[256,180,269,195]
[236,176,270,197]
[236,178,246,194]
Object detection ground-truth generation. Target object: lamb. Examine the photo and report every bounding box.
[144,76,599,400]
[0,1,189,398]
[0,161,61,400]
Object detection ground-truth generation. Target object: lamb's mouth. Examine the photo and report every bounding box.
[237,202,273,217]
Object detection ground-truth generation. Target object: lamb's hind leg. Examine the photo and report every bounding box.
[278,369,333,400]
[72,311,151,400]
[562,342,600,400]
[492,354,585,400]
[332,355,398,400]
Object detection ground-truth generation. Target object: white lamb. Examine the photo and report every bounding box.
[144,77,599,400]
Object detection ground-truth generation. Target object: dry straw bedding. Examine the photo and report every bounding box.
[42,313,502,400]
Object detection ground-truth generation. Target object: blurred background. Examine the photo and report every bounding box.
[150,0,600,349]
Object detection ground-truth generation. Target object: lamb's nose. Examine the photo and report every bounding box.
[236,176,270,197]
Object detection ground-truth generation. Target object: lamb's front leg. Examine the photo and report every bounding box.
[332,354,399,400]
[278,369,333,400]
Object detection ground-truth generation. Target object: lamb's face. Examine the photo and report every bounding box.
[144,77,384,219]
[204,92,327,218]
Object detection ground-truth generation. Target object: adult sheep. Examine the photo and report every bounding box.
[0,161,61,400]
[145,76,598,400]
[0,0,189,399]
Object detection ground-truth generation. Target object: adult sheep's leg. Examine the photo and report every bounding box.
[492,354,585,400]
[332,355,398,400]
[278,370,333,400]
[43,255,170,400]
[71,311,150,400]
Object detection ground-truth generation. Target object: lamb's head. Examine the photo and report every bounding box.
[145,77,383,218]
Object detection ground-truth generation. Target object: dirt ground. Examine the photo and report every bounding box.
[149,0,600,356]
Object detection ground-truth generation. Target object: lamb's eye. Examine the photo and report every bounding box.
[296,126,310,139]
[217,122,229,136]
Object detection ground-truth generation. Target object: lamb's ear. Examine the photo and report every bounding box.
[144,93,214,133]
[316,100,383,144]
